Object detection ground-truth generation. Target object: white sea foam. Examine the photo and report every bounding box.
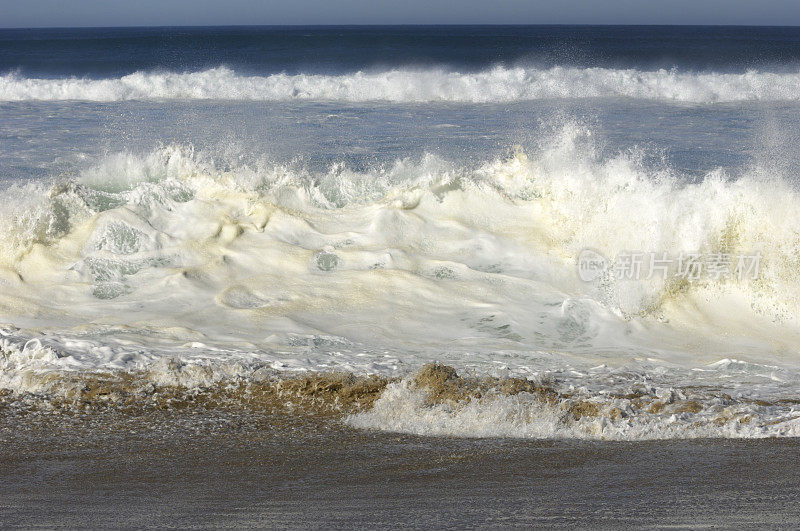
[3,124,800,437]
[3,125,800,360]
[3,66,800,103]
[347,377,800,440]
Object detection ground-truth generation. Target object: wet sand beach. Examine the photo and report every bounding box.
[1,409,799,528]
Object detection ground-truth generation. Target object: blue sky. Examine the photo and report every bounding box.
[2,0,800,28]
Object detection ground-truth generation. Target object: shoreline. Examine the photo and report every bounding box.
[2,362,799,440]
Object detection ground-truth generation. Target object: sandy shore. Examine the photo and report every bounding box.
[1,408,799,528]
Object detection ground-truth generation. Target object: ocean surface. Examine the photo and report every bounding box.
[3,25,800,440]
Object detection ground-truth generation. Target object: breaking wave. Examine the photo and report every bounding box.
[4,66,800,103]
[3,123,800,439]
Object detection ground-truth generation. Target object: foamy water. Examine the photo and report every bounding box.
[4,66,800,103]
[2,120,800,439]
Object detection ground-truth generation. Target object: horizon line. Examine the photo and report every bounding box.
[3,22,800,30]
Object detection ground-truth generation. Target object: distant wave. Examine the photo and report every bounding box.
[2,66,800,103]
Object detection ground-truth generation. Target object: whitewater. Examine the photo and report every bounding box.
[4,66,800,103]
[2,117,800,440]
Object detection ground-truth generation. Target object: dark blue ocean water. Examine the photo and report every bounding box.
[3,25,800,77]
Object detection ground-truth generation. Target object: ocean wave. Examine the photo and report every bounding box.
[3,123,800,438]
[3,66,800,103]
[2,125,800,359]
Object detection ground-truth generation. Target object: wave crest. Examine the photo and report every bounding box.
[3,124,800,424]
[3,66,800,103]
